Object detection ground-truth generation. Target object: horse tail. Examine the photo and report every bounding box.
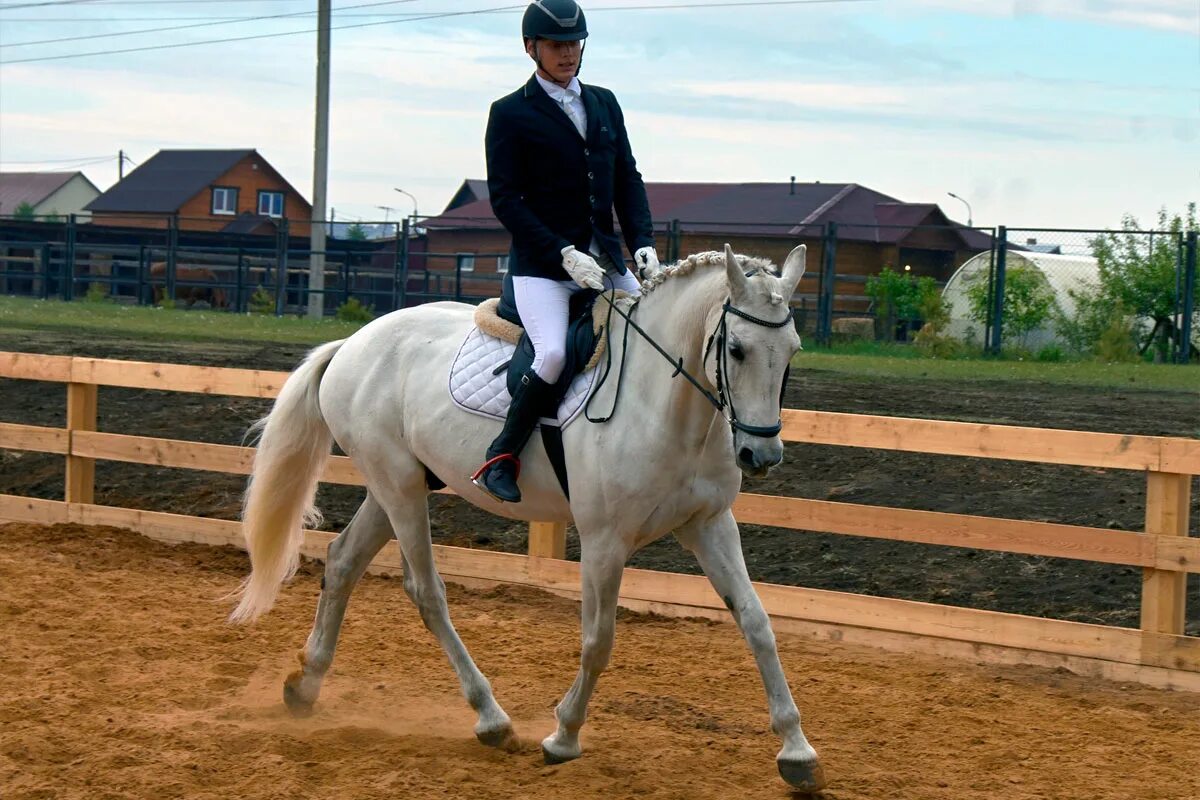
[229,339,345,623]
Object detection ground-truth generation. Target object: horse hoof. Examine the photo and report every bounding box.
[282,681,314,718]
[777,757,827,793]
[476,723,520,752]
[541,745,579,765]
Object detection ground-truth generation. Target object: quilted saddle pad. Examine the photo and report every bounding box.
[448,326,599,429]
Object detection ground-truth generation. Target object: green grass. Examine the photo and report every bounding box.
[0,295,1196,392]
[798,344,1200,392]
[0,295,364,346]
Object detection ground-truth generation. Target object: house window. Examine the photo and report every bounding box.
[457,253,476,273]
[496,255,509,274]
[211,187,237,215]
[257,190,284,218]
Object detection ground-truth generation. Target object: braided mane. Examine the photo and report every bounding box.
[639,251,778,296]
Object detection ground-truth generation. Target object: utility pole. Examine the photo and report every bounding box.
[118,150,125,180]
[307,0,331,320]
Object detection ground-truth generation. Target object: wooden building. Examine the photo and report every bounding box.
[416,179,995,313]
[86,150,311,236]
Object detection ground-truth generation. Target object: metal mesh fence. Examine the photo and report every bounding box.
[0,213,1194,363]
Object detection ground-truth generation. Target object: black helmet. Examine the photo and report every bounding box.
[522,0,588,42]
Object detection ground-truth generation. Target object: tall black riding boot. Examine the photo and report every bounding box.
[471,369,556,503]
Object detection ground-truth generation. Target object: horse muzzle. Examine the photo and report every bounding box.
[736,440,783,478]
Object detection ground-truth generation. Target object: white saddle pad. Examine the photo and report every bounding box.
[448,326,598,429]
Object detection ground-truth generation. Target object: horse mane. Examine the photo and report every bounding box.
[639,250,778,296]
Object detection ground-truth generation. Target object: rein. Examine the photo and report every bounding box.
[584,286,793,438]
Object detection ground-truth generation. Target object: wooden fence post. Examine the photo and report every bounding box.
[528,521,566,559]
[1140,471,1191,634]
[65,382,98,504]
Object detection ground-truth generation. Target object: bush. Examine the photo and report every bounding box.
[965,265,1054,350]
[335,297,374,323]
[1035,345,1064,362]
[249,286,275,315]
[84,282,108,303]
[912,285,962,358]
[865,267,940,342]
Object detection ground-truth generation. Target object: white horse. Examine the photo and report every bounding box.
[230,244,825,791]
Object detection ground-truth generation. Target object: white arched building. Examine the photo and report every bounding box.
[941,250,1101,350]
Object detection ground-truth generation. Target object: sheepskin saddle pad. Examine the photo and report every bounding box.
[448,294,622,429]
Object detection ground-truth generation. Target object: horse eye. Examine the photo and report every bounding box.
[729,343,745,361]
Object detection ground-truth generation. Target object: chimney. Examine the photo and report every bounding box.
[790,176,795,195]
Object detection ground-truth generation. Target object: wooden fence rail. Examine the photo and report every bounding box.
[1,351,1198,690]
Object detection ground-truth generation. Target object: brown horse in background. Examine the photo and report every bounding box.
[149,262,228,309]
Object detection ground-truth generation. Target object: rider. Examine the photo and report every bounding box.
[472,0,660,504]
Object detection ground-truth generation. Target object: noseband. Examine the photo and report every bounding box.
[704,301,794,438]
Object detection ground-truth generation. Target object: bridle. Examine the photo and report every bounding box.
[703,300,794,438]
[585,286,794,439]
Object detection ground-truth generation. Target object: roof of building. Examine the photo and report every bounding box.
[421,180,992,248]
[443,179,490,212]
[0,171,91,212]
[85,149,255,213]
[219,212,277,235]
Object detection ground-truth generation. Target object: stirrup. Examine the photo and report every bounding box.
[471,453,521,503]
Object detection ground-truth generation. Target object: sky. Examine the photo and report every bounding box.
[0,0,1196,230]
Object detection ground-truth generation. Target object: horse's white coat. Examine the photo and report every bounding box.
[230,245,826,790]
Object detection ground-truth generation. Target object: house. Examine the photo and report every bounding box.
[85,149,311,235]
[416,179,995,313]
[0,171,101,220]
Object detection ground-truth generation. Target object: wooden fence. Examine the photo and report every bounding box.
[1,350,1198,691]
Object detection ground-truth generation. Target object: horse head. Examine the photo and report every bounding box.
[717,243,805,477]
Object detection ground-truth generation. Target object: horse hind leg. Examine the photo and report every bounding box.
[373,477,517,751]
[283,493,395,716]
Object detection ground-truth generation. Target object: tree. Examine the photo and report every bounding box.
[1088,204,1197,360]
[345,222,368,241]
[865,266,938,341]
[12,201,36,220]
[965,265,1055,350]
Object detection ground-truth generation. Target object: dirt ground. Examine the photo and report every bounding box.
[2,522,1199,800]
[0,328,1198,634]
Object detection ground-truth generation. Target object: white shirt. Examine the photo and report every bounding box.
[535,73,587,138]
[535,73,602,259]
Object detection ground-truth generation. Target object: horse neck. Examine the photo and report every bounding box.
[627,267,727,427]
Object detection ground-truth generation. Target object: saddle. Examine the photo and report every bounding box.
[452,276,621,498]
[478,275,607,406]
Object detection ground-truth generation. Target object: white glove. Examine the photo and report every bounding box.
[560,245,605,291]
[634,246,661,280]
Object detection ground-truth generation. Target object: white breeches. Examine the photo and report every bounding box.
[512,260,640,383]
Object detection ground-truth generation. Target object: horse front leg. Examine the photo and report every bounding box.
[541,538,627,764]
[676,510,826,792]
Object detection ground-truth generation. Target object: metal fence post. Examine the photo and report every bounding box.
[668,218,681,263]
[274,218,289,316]
[816,221,837,346]
[989,225,1008,355]
[166,214,179,302]
[235,247,246,313]
[1180,230,1197,364]
[396,217,410,310]
[63,214,77,301]
[39,243,51,300]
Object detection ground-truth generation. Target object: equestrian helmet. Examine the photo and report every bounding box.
[522,0,588,41]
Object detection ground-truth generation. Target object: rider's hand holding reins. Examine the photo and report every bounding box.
[561,245,606,291]
[635,246,661,280]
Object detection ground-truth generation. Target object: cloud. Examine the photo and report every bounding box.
[910,0,1200,34]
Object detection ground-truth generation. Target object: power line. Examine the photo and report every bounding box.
[0,0,104,10]
[0,155,116,168]
[0,0,880,65]
[1,0,423,48]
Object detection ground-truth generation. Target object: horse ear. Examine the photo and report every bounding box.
[724,244,748,298]
[781,244,806,294]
